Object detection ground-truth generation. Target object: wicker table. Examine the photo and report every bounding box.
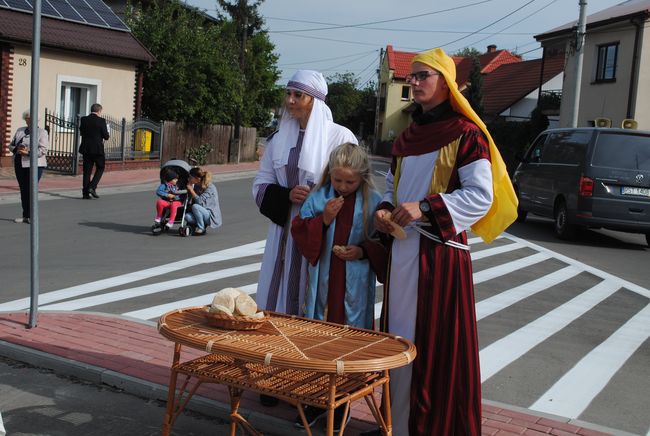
[158,306,416,436]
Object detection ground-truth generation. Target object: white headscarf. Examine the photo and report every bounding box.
[271,70,333,183]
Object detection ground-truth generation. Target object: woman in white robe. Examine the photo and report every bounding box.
[252,70,357,316]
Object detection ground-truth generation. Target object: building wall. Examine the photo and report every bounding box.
[633,22,649,129]
[376,56,413,142]
[9,44,136,137]
[559,21,644,129]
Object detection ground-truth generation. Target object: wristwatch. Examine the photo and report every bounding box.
[419,199,431,214]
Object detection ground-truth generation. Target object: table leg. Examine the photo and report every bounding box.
[161,343,182,436]
[381,370,392,436]
[325,374,337,436]
[228,386,241,436]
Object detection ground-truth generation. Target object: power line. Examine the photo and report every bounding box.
[278,49,377,67]
[320,50,378,73]
[273,32,423,50]
[439,0,538,48]
[267,0,498,33]
[454,0,558,52]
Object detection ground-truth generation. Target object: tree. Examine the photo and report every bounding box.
[453,47,482,58]
[216,0,283,129]
[466,56,484,117]
[325,73,376,139]
[126,0,240,126]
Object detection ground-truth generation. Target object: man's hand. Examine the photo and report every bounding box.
[290,185,310,204]
[323,196,344,225]
[374,209,393,234]
[390,202,422,227]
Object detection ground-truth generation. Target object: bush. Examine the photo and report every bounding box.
[186,143,214,165]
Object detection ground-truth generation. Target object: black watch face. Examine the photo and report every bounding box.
[420,201,430,213]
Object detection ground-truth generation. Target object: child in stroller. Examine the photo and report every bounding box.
[151,160,190,235]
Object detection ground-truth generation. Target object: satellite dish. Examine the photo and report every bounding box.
[594,117,612,128]
[621,119,638,129]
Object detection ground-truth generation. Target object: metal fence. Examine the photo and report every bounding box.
[44,110,163,175]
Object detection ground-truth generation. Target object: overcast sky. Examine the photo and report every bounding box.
[188,0,625,86]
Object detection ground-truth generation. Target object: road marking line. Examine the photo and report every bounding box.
[122,283,259,320]
[473,252,550,284]
[479,279,621,382]
[476,266,582,320]
[504,232,650,299]
[471,242,523,260]
[530,302,650,418]
[0,240,265,311]
[40,263,262,311]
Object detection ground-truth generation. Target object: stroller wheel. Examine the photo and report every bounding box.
[179,226,192,237]
[152,224,163,235]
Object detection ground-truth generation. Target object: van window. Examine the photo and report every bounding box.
[527,134,548,163]
[592,132,650,170]
[542,131,590,164]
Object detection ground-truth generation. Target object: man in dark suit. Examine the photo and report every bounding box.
[79,103,110,199]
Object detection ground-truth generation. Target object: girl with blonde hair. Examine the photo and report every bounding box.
[185,166,222,235]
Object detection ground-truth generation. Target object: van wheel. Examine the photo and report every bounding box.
[554,200,576,240]
[515,188,527,222]
[646,233,650,247]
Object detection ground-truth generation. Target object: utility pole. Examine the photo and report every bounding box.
[231,0,247,163]
[569,0,588,127]
[28,0,43,328]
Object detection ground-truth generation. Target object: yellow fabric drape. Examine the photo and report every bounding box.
[412,48,518,243]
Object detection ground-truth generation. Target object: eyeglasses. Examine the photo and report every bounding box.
[405,71,440,84]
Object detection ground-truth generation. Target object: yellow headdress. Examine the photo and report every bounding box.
[412,48,518,243]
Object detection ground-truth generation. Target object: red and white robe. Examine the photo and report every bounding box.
[381,103,492,435]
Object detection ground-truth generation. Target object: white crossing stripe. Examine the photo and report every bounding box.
[530,302,650,418]
[476,266,582,320]
[122,283,259,320]
[40,263,262,311]
[479,279,621,382]
[473,252,550,284]
[470,242,523,260]
[0,240,265,311]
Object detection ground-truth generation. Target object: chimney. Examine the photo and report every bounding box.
[487,44,497,53]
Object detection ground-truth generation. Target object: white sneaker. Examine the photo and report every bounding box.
[14,217,27,223]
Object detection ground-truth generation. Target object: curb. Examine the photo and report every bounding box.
[0,339,300,436]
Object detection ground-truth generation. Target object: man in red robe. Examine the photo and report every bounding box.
[367,47,516,436]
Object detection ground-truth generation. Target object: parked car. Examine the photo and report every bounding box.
[512,127,650,246]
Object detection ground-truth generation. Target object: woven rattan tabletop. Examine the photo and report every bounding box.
[158,306,416,374]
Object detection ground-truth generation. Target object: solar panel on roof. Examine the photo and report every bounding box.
[4,0,30,11]
[0,0,129,31]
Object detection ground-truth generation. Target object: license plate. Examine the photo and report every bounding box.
[621,186,650,197]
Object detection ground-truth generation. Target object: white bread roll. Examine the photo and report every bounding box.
[234,293,258,316]
[211,288,241,313]
[209,304,233,316]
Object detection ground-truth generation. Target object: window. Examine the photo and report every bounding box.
[542,131,590,164]
[527,134,548,163]
[595,42,618,82]
[56,75,101,121]
[592,132,650,170]
[401,85,410,100]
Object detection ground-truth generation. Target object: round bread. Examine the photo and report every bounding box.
[234,293,258,317]
[250,311,266,319]
[381,212,407,240]
[208,304,233,316]
[211,288,241,312]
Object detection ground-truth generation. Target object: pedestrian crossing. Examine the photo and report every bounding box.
[0,233,648,434]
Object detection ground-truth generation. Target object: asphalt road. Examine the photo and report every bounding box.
[0,162,649,435]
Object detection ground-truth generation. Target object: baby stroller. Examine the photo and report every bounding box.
[151,159,194,237]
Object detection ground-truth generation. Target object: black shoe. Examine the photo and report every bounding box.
[259,394,279,407]
[294,405,326,429]
[359,429,382,436]
[82,194,92,199]
[333,406,352,433]
[89,189,99,198]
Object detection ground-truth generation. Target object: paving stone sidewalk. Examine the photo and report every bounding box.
[0,312,627,436]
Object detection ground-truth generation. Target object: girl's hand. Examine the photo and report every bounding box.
[290,185,310,204]
[333,245,363,261]
[323,196,344,225]
[391,202,422,227]
[374,209,393,234]
[167,194,175,200]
